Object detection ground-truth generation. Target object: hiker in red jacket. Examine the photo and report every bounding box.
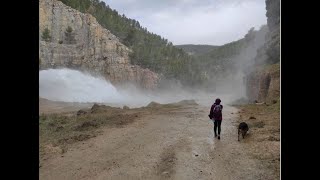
[209,98,223,139]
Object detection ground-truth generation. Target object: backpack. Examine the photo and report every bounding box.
[213,104,222,118]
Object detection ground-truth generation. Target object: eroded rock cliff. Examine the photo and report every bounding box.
[245,0,280,103]
[39,0,159,89]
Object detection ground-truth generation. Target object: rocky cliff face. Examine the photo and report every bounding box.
[245,0,280,103]
[265,0,280,64]
[246,64,279,103]
[39,0,159,89]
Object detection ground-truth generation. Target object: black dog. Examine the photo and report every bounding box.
[238,122,249,141]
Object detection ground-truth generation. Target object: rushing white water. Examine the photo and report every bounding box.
[39,69,128,103]
[39,68,175,107]
[39,68,244,108]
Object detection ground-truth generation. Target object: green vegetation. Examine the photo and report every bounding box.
[41,28,51,42]
[175,44,219,56]
[64,26,76,44]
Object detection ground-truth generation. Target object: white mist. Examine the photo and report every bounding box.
[39,68,126,103]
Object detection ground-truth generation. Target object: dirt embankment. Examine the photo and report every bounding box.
[236,100,280,179]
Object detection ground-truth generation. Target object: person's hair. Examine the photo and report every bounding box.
[215,98,221,104]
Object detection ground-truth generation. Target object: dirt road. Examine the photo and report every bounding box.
[40,102,276,180]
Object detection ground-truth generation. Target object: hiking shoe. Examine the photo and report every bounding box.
[214,134,217,138]
[218,136,220,140]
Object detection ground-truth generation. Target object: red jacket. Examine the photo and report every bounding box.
[209,103,223,121]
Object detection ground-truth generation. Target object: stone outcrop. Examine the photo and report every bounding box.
[265,0,280,64]
[246,64,279,103]
[39,0,159,89]
[246,0,280,103]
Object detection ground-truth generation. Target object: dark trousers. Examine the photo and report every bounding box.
[214,120,222,135]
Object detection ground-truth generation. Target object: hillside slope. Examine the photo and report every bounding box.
[175,44,219,56]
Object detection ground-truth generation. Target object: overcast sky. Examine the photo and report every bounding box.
[103,0,267,46]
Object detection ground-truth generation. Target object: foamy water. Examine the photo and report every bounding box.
[39,68,245,107]
[39,69,128,103]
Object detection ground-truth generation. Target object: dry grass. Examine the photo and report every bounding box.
[39,100,193,161]
[235,99,280,179]
[39,104,142,160]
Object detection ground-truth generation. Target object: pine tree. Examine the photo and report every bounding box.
[41,28,51,42]
[65,26,76,44]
